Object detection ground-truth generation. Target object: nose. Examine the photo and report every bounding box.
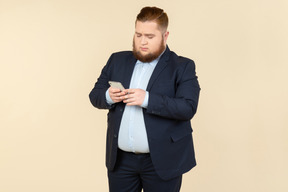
[140,36,147,45]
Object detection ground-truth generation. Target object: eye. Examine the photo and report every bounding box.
[147,36,154,39]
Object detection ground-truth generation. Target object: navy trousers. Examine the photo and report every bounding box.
[108,149,182,192]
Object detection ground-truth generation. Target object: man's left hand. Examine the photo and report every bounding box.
[121,88,146,106]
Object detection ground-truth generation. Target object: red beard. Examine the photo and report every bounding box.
[132,38,165,63]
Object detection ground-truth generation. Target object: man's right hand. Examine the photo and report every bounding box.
[109,87,127,103]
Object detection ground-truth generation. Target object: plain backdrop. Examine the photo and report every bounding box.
[0,0,287,191]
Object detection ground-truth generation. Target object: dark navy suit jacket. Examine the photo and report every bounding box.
[89,47,200,180]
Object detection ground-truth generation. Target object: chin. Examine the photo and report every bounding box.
[139,51,150,55]
[132,40,165,63]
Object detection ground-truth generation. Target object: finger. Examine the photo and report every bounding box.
[124,89,135,94]
[123,97,135,103]
[123,97,130,103]
[111,93,124,102]
[112,97,123,103]
[114,92,124,97]
[109,87,122,93]
[121,93,131,100]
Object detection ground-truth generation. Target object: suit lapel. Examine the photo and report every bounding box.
[146,47,170,91]
[122,55,137,89]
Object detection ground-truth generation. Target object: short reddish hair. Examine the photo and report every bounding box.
[136,6,169,32]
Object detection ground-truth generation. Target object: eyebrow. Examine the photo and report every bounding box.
[135,32,155,37]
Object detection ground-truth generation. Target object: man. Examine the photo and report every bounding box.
[89,6,200,192]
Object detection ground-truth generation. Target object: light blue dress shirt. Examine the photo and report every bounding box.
[105,56,161,153]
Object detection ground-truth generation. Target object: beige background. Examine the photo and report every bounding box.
[1,0,287,191]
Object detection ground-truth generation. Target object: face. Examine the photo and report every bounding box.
[133,21,169,63]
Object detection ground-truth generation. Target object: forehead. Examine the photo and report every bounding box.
[135,21,162,34]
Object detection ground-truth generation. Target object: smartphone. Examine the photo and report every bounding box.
[108,81,125,91]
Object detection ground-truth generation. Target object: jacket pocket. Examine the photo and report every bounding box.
[170,128,192,142]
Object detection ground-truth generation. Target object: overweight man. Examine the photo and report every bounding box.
[89,6,200,192]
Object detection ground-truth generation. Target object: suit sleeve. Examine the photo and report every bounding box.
[89,54,115,110]
[146,60,200,121]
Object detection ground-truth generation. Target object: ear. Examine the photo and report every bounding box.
[163,31,169,44]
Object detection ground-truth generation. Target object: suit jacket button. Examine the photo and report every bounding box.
[119,108,123,112]
[114,134,118,138]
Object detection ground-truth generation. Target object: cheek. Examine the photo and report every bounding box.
[134,38,141,46]
[149,40,161,50]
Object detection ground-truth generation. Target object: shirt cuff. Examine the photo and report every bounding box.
[105,88,115,105]
[141,91,149,108]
